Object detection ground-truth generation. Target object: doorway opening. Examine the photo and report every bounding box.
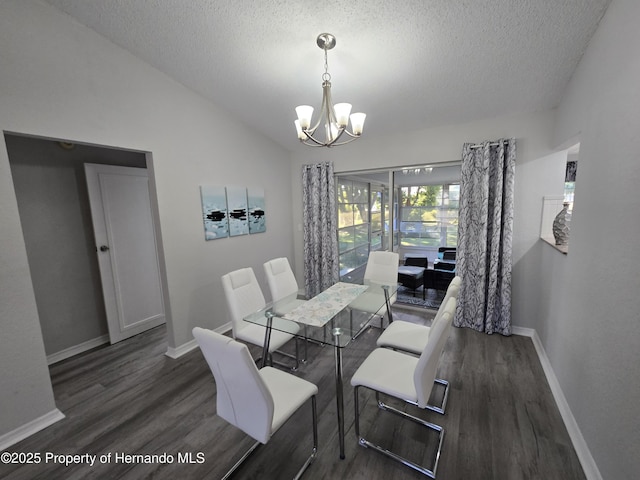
[5,133,168,370]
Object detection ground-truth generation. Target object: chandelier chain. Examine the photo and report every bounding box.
[322,47,331,82]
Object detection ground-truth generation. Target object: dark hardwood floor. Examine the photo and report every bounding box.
[1,307,585,480]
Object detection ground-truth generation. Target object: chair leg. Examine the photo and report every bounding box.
[425,378,449,415]
[292,395,318,480]
[268,339,301,371]
[271,347,299,371]
[375,350,450,414]
[222,396,318,480]
[221,439,261,480]
[355,386,444,478]
[293,395,318,480]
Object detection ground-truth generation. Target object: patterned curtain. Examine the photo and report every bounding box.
[302,161,339,298]
[456,139,516,335]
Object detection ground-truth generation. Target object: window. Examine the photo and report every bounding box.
[540,145,578,254]
[337,180,370,277]
[399,184,459,248]
[370,185,384,252]
[337,178,391,279]
[564,159,577,208]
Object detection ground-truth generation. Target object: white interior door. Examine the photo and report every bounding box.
[85,163,165,344]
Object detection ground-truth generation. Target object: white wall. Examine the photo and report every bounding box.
[541,0,640,478]
[0,0,294,439]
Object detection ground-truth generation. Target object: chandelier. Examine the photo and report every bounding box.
[294,33,366,147]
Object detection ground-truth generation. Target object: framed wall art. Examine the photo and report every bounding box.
[200,185,266,241]
[200,185,229,240]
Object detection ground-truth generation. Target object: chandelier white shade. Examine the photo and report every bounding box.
[295,33,366,147]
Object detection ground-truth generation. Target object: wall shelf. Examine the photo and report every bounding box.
[541,236,568,254]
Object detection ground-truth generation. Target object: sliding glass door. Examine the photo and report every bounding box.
[337,179,369,278]
[336,164,460,279]
[337,178,392,280]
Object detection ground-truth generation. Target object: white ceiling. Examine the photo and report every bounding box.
[44,0,611,152]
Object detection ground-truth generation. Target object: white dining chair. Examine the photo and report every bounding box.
[347,251,399,337]
[264,257,312,359]
[350,297,456,478]
[222,267,300,369]
[193,328,318,480]
[263,257,306,312]
[374,278,461,415]
[376,276,461,354]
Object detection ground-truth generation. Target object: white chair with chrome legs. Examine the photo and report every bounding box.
[193,328,318,480]
[222,267,300,369]
[347,251,399,337]
[375,276,461,413]
[351,297,456,478]
[263,257,306,313]
[264,257,312,359]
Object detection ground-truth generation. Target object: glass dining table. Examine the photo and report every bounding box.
[243,280,397,459]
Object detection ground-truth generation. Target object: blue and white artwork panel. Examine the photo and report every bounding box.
[200,185,229,240]
[226,186,249,236]
[248,187,266,234]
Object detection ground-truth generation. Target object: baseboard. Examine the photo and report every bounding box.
[165,323,232,359]
[515,326,603,480]
[511,325,535,337]
[47,335,109,365]
[165,339,198,359]
[0,409,65,452]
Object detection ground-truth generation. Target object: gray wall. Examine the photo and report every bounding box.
[6,134,146,357]
[540,0,640,478]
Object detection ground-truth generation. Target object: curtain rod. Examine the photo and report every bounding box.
[303,162,332,169]
[468,140,511,149]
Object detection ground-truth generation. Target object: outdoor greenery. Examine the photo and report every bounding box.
[337,178,459,277]
[399,184,459,248]
[338,180,370,276]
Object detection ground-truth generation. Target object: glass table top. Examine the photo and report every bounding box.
[243,281,398,348]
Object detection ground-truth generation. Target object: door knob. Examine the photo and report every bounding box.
[99,245,110,252]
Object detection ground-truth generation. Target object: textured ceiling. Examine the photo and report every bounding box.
[44,0,610,152]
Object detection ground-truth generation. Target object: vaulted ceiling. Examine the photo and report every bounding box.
[45,0,611,152]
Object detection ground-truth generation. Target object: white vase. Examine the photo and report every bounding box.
[552,202,571,246]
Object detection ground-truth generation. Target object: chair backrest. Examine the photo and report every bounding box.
[432,276,461,326]
[363,251,399,286]
[414,297,456,408]
[263,257,299,302]
[193,327,274,444]
[404,255,429,268]
[438,247,456,260]
[442,250,456,260]
[221,267,266,338]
